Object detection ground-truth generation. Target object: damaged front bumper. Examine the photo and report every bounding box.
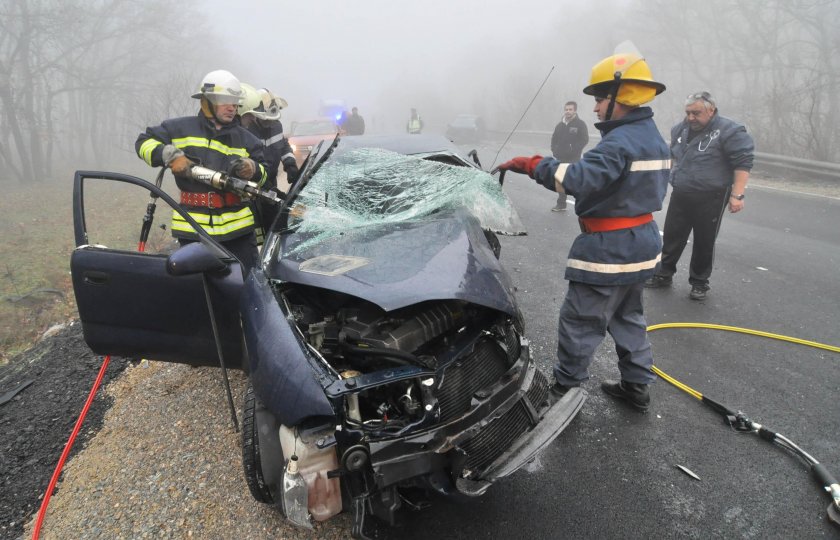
[364,351,587,497]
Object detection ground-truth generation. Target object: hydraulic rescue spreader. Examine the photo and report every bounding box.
[188,165,284,205]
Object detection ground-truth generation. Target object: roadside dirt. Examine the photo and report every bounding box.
[0,322,130,539]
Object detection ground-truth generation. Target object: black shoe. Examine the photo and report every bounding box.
[550,381,579,400]
[601,380,650,411]
[689,285,709,301]
[551,200,567,212]
[644,275,672,288]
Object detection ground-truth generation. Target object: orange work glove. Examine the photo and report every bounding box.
[162,144,194,177]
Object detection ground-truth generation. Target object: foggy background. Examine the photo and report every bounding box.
[2,0,839,183]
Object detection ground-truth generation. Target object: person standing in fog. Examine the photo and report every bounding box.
[549,101,589,211]
[407,108,423,134]
[344,107,366,135]
[644,91,754,301]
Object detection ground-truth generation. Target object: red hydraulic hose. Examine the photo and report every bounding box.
[33,171,163,537]
[32,354,111,539]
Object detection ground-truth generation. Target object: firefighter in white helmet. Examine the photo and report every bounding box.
[238,84,298,236]
[135,69,268,270]
[498,51,670,412]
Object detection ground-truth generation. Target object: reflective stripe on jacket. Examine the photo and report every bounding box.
[244,120,295,186]
[135,114,268,241]
[533,106,670,286]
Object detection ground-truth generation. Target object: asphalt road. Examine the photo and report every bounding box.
[390,141,840,539]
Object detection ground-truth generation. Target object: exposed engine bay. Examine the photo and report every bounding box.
[280,283,522,437]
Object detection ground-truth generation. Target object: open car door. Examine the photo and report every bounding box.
[70,171,245,368]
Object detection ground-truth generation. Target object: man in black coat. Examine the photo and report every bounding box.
[344,107,366,135]
[550,101,589,211]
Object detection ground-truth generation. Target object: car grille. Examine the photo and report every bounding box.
[461,400,531,475]
[461,368,549,476]
[525,368,549,410]
[437,338,509,423]
[504,325,521,361]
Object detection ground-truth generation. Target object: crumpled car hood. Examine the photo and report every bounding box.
[265,147,526,315]
[268,209,518,315]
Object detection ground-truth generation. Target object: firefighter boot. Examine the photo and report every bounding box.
[601,380,650,412]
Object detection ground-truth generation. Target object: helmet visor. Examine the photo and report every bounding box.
[206,93,241,106]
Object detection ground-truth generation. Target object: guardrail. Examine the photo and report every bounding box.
[488,129,840,182]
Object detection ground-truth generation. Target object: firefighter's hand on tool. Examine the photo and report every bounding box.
[231,158,257,179]
[497,155,543,179]
[161,144,183,166]
[285,162,300,184]
[162,144,194,177]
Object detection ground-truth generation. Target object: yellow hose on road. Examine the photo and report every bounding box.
[647,322,840,526]
[648,322,840,400]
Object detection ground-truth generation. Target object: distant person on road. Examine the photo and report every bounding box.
[644,91,755,301]
[135,69,267,271]
[344,106,366,135]
[407,108,423,134]
[498,51,669,412]
[550,101,589,211]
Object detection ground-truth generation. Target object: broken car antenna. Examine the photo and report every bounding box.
[490,65,555,171]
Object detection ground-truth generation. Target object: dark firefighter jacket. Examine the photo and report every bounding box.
[136,114,268,242]
[669,113,755,193]
[533,106,670,286]
[244,120,297,187]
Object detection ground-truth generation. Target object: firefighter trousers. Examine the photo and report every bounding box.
[553,281,655,387]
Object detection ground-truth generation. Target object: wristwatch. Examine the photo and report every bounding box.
[731,193,745,200]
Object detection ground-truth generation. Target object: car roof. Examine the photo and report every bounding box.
[333,133,464,157]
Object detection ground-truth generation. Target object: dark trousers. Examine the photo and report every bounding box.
[553,281,655,386]
[178,231,259,272]
[658,189,730,287]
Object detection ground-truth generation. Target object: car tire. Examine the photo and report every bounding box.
[242,383,275,504]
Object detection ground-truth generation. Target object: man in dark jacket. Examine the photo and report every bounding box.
[549,101,589,211]
[344,107,366,135]
[499,52,669,411]
[644,91,754,300]
[136,69,268,271]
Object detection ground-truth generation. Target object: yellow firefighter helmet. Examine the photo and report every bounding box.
[583,53,665,106]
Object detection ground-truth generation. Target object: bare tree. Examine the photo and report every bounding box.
[635,0,840,161]
[0,0,221,183]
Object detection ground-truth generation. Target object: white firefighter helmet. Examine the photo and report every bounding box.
[237,83,261,117]
[191,70,243,105]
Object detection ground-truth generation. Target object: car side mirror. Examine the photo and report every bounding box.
[167,242,229,276]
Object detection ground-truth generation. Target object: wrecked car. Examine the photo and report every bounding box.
[70,133,586,537]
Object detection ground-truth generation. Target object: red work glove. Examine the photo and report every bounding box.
[497,155,543,178]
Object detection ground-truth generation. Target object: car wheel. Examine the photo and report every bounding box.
[242,383,275,504]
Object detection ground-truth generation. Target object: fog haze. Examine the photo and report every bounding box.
[210,0,592,133]
[2,0,839,182]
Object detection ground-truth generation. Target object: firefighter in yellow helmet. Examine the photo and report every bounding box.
[135,70,269,270]
[498,52,670,412]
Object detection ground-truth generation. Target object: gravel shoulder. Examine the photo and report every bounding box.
[16,334,354,539]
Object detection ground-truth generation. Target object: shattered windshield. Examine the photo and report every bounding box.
[283,147,525,254]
